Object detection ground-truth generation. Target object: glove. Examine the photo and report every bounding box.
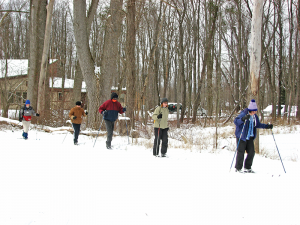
[102,111,107,116]
[241,114,250,121]
[73,116,77,120]
[266,124,273,129]
[19,118,22,122]
[36,113,39,117]
[85,111,88,115]
[157,113,162,119]
[123,108,126,112]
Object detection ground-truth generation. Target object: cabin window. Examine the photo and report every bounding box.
[22,92,27,103]
[58,92,63,101]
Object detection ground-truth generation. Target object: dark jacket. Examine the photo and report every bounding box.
[19,105,36,121]
[234,108,268,141]
[98,99,125,122]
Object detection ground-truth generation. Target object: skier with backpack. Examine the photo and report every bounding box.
[69,101,88,145]
[19,100,39,139]
[98,92,126,149]
[152,98,169,157]
[234,99,273,173]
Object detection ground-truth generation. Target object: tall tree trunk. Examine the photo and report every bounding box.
[192,2,218,123]
[249,0,264,153]
[140,2,165,108]
[37,0,55,115]
[179,21,186,123]
[277,0,284,116]
[272,3,277,121]
[73,0,100,128]
[126,0,136,129]
[163,41,170,99]
[287,0,294,124]
[72,60,83,105]
[297,45,300,120]
[101,0,123,101]
[296,0,300,119]
[27,0,47,109]
[215,5,221,149]
[207,44,213,117]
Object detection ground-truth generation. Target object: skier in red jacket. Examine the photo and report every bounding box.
[98,92,126,149]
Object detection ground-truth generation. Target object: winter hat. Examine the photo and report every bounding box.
[160,98,168,104]
[248,99,258,111]
[76,101,81,106]
[111,92,118,99]
[25,100,30,105]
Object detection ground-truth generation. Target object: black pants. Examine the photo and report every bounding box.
[235,137,255,170]
[105,120,115,147]
[153,128,168,156]
[72,123,81,144]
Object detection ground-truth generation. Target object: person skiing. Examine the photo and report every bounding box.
[152,98,169,157]
[98,92,126,149]
[234,99,273,173]
[19,100,39,139]
[69,101,88,145]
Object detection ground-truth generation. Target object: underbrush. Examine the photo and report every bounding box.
[1,114,299,162]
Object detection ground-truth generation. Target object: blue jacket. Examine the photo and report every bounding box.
[234,108,268,141]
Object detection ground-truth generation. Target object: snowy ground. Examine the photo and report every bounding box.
[0,116,300,225]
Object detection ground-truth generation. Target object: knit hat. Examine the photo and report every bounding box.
[248,99,257,111]
[111,92,118,99]
[25,100,30,105]
[76,101,81,106]
[160,98,168,104]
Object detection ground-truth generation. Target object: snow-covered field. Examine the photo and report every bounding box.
[0,116,299,225]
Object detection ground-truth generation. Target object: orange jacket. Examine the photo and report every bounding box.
[69,106,86,124]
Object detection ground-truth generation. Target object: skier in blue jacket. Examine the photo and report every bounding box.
[234,99,273,173]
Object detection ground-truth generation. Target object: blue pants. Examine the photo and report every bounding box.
[72,123,81,144]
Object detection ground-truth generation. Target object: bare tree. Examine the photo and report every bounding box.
[126,0,136,129]
[37,0,55,115]
[192,1,218,123]
[73,0,99,127]
[277,0,284,117]
[27,0,47,109]
[249,0,263,153]
[296,0,300,119]
[101,0,123,101]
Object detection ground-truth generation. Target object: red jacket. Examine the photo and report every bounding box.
[99,99,124,121]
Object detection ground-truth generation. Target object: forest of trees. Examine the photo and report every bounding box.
[1,0,300,129]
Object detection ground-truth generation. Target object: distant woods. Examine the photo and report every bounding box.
[0,0,299,126]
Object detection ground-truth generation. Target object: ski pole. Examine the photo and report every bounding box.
[93,116,104,148]
[35,122,38,140]
[35,119,40,140]
[271,129,286,173]
[156,127,161,156]
[124,112,130,144]
[229,120,246,172]
[62,130,69,144]
[155,117,162,156]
